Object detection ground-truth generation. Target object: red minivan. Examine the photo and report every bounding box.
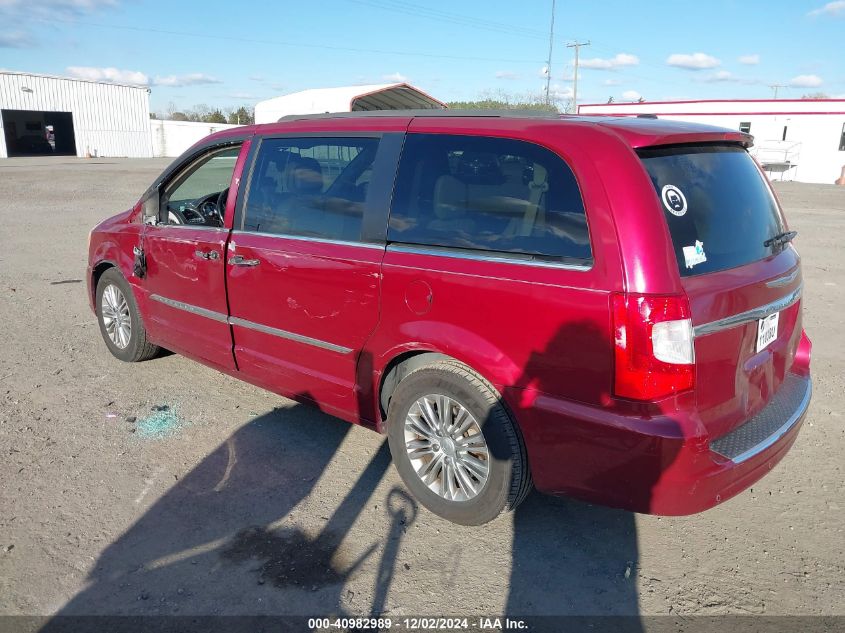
[87,111,812,525]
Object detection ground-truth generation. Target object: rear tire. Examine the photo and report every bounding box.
[95,268,159,362]
[386,360,532,525]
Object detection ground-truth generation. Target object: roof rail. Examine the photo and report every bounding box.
[276,109,561,122]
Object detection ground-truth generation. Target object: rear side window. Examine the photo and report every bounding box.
[242,137,379,242]
[388,134,591,263]
[639,144,785,277]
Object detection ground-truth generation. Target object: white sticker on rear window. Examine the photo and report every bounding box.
[683,240,707,268]
[661,184,688,217]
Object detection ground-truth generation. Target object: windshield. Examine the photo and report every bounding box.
[638,144,786,277]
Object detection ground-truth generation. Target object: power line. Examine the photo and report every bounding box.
[346,0,551,40]
[769,83,787,99]
[26,16,545,65]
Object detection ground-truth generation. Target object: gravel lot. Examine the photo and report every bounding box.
[0,158,843,622]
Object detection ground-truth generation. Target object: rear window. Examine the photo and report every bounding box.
[638,144,785,277]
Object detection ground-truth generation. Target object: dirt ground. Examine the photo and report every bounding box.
[0,158,842,622]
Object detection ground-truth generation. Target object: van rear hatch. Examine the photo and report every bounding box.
[638,143,805,442]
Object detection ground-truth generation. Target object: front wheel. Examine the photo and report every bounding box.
[386,360,532,525]
[95,268,159,362]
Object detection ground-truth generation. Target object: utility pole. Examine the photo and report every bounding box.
[567,40,590,113]
[769,83,786,99]
[544,0,556,104]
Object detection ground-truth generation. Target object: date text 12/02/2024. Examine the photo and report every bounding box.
[309,616,529,630]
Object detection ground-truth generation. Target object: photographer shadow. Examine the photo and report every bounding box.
[44,394,412,621]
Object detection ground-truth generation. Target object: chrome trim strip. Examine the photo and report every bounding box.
[150,294,229,323]
[386,244,593,272]
[228,317,352,354]
[234,230,385,250]
[694,284,803,337]
[766,269,799,288]
[150,224,227,232]
[718,379,812,464]
[150,294,351,354]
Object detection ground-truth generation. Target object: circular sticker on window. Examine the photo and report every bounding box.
[661,184,688,217]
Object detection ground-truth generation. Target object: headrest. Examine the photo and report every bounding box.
[453,152,505,185]
[287,156,323,194]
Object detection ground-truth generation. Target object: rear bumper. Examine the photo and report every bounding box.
[508,372,812,515]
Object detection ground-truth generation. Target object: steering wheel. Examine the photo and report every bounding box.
[214,188,229,225]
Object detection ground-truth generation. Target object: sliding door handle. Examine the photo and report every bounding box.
[228,255,260,267]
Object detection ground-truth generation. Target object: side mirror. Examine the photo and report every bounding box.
[142,187,160,225]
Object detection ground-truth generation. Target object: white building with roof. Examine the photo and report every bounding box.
[254,83,445,124]
[0,71,153,158]
[578,99,845,185]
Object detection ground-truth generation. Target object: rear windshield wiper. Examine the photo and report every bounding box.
[764,230,798,249]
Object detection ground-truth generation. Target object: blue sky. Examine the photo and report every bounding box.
[1,0,844,113]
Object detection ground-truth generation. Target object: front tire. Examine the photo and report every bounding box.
[386,360,532,525]
[95,268,159,362]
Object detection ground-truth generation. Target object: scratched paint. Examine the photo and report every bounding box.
[135,406,185,440]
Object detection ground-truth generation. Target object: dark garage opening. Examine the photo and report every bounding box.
[2,109,77,157]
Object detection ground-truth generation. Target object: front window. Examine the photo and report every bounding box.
[159,144,241,227]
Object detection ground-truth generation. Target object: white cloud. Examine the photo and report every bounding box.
[0,30,33,48]
[382,72,409,83]
[702,70,761,85]
[579,53,639,70]
[666,52,720,70]
[622,90,642,101]
[153,73,222,87]
[495,70,520,80]
[602,78,620,86]
[789,74,824,87]
[738,54,760,65]
[808,1,845,16]
[2,1,116,47]
[549,84,573,100]
[704,70,738,83]
[66,66,149,85]
[0,0,116,16]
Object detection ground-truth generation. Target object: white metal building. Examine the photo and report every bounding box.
[254,83,445,123]
[149,119,242,158]
[0,71,152,158]
[578,99,845,185]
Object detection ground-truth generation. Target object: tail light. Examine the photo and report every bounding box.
[612,293,695,401]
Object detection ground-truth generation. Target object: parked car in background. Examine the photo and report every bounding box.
[87,111,812,525]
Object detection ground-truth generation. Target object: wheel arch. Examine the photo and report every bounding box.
[378,350,450,430]
[91,260,118,312]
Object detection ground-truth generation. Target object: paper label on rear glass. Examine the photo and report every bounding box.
[683,240,707,268]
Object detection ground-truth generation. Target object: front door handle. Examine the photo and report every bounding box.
[194,250,220,261]
[228,255,260,267]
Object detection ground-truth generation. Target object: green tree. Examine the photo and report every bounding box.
[447,89,564,113]
[228,106,254,125]
[204,109,227,124]
[169,111,188,121]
